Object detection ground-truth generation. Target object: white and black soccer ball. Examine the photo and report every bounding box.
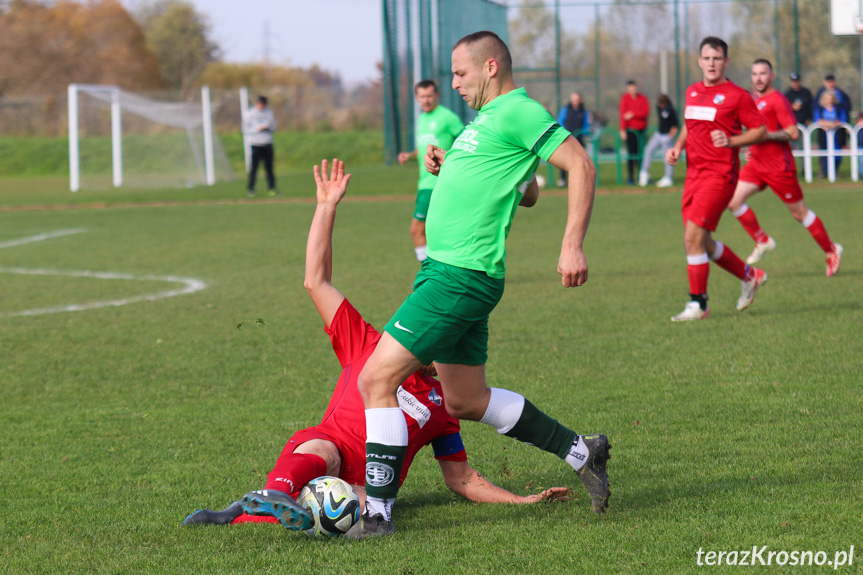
[296,476,361,537]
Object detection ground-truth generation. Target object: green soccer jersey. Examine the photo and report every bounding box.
[425,87,569,278]
[415,105,464,191]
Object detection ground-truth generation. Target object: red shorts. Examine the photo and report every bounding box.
[682,169,736,232]
[739,162,804,204]
[285,426,367,487]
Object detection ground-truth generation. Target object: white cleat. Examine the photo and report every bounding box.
[655,176,674,188]
[737,268,768,311]
[638,171,649,187]
[671,301,709,322]
[745,237,777,265]
[826,243,843,277]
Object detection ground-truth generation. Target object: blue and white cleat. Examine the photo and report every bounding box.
[240,489,314,531]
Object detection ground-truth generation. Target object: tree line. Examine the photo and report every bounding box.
[0,0,382,136]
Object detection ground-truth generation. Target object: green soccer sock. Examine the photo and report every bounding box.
[504,399,577,459]
[364,442,406,501]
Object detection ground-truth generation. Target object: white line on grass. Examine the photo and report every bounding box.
[0,228,86,249]
[0,268,207,318]
[0,228,208,318]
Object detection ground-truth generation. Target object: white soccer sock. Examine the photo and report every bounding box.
[564,435,591,471]
[365,496,395,522]
[365,407,408,447]
[687,252,709,265]
[479,388,525,435]
[709,242,725,261]
[731,203,749,218]
[414,246,427,262]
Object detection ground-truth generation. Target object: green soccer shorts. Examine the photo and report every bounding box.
[413,188,434,221]
[384,258,505,366]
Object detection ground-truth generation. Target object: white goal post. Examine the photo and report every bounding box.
[68,84,232,192]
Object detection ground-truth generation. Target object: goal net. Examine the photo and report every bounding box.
[68,84,234,191]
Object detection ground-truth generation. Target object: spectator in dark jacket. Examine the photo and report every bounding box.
[556,92,591,186]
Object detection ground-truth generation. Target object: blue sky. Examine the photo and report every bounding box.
[128,0,383,85]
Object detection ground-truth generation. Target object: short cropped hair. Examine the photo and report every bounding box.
[753,58,773,71]
[453,31,512,76]
[414,79,438,93]
[699,36,728,58]
[257,95,268,106]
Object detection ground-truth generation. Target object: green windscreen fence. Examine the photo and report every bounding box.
[382,0,508,164]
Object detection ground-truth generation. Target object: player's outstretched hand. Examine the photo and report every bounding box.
[313,158,351,206]
[522,487,572,503]
[666,147,680,166]
[558,247,589,287]
[424,145,446,176]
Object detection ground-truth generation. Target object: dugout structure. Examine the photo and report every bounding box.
[382,0,509,164]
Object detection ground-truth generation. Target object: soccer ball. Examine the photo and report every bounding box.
[296,476,361,537]
[535,173,547,189]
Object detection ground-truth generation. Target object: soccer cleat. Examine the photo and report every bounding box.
[655,176,674,188]
[240,489,314,531]
[344,512,396,541]
[182,501,243,526]
[556,178,566,188]
[626,178,635,186]
[575,434,612,514]
[671,301,709,321]
[268,189,281,197]
[638,171,649,187]
[737,268,767,311]
[247,189,255,197]
[826,243,843,277]
[745,236,776,265]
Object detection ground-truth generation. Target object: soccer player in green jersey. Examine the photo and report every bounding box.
[347,31,610,540]
[398,80,464,262]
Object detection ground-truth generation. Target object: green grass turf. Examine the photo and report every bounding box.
[0,180,860,573]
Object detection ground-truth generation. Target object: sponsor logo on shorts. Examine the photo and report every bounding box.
[394,321,414,334]
[428,388,442,406]
[365,462,396,487]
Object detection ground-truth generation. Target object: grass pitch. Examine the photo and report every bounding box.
[0,173,860,574]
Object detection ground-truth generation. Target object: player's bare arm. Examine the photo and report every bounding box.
[424,144,446,175]
[765,123,799,142]
[710,124,767,148]
[548,135,596,287]
[305,158,352,328]
[666,124,688,165]
[438,459,571,504]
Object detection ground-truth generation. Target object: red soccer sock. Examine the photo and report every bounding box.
[687,254,710,295]
[710,242,748,280]
[264,451,328,499]
[803,212,834,253]
[734,205,769,244]
[232,513,279,525]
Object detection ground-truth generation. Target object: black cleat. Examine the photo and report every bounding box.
[575,434,612,514]
[344,512,395,541]
[240,489,314,531]
[182,501,243,526]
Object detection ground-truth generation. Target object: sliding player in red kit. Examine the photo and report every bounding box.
[666,37,768,321]
[727,59,842,277]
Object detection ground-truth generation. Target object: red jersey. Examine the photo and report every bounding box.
[619,93,650,131]
[749,90,797,173]
[319,298,466,486]
[683,80,765,176]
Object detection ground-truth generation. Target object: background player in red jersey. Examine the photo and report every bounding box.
[182,159,568,529]
[666,37,769,322]
[727,59,843,277]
